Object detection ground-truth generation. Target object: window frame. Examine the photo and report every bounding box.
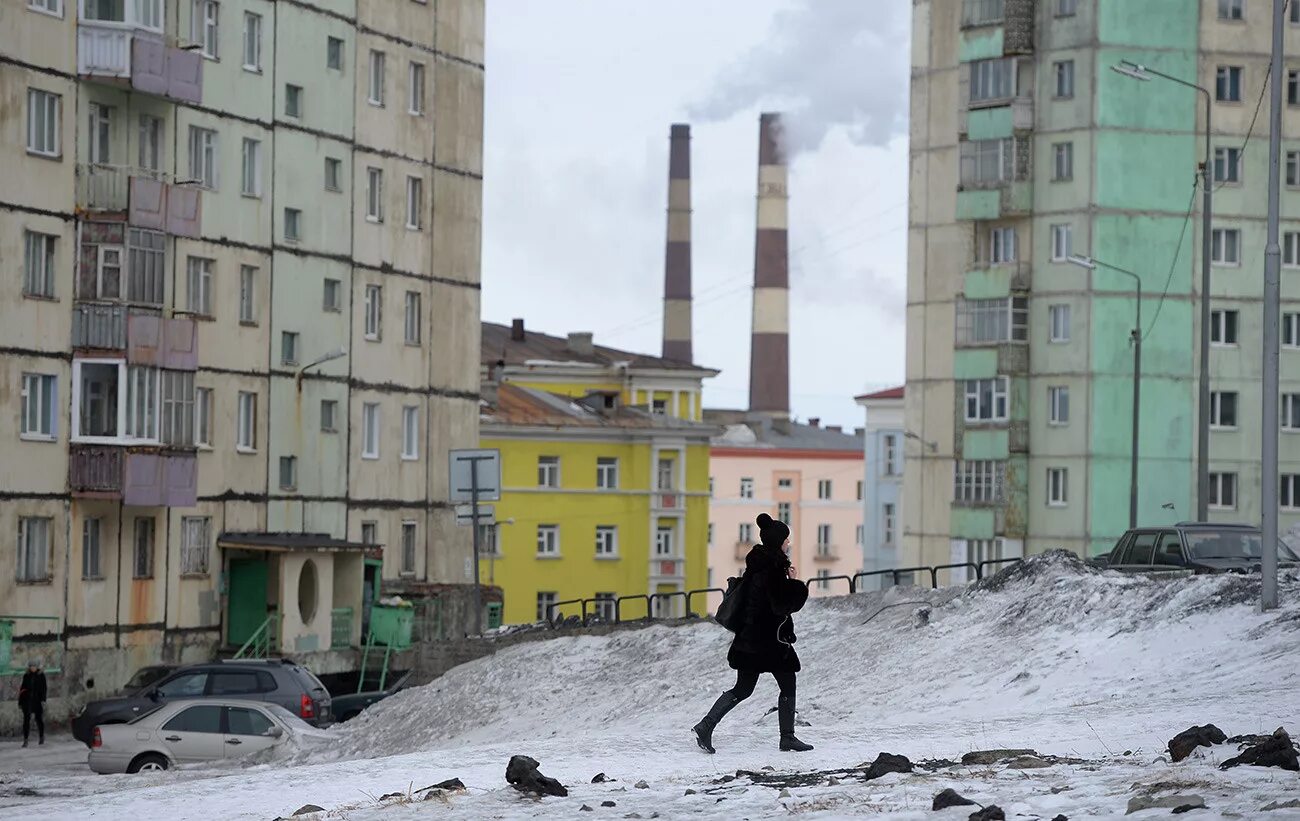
[1218,0,1245,20]
[400,521,417,574]
[1284,312,1300,349]
[188,126,218,190]
[320,399,338,433]
[1050,223,1073,261]
[404,291,421,345]
[362,402,380,459]
[17,516,53,583]
[537,456,560,488]
[20,372,57,440]
[817,479,832,500]
[1211,227,1242,265]
[595,457,619,489]
[1049,303,1071,343]
[363,284,382,340]
[1047,467,1069,507]
[24,230,57,298]
[368,50,386,106]
[27,0,64,18]
[194,386,212,448]
[180,515,210,575]
[988,226,1016,264]
[283,207,302,243]
[323,278,342,312]
[536,524,559,557]
[284,84,303,119]
[324,157,342,192]
[26,88,61,158]
[1214,146,1243,185]
[1053,59,1075,99]
[242,11,262,72]
[1052,141,1074,181]
[882,503,897,545]
[968,57,1016,104]
[366,167,384,222]
[401,405,419,460]
[280,331,299,366]
[235,390,257,452]
[186,256,213,316]
[326,36,344,71]
[963,375,1010,423]
[71,359,161,445]
[278,455,297,490]
[405,175,423,230]
[1210,390,1239,429]
[240,137,262,198]
[1215,65,1244,102]
[1048,384,1070,426]
[133,516,155,579]
[408,61,425,116]
[238,264,257,324]
[1210,308,1239,346]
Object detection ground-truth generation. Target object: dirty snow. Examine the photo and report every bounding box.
[4,553,1300,820]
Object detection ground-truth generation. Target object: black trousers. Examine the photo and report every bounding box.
[727,669,796,701]
[22,703,44,740]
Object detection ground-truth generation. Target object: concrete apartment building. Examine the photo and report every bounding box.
[856,387,905,586]
[907,0,1300,569]
[0,0,483,723]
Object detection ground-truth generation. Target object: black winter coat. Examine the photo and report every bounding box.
[18,671,47,710]
[728,544,810,674]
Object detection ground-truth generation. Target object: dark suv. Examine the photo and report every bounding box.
[1090,522,1300,574]
[72,659,332,747]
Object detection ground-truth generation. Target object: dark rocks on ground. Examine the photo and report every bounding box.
[1126,794,1205,814]
[969,807,1005,821]
[634,780,649,789]
[864,752,914,780]
[961,749,1037,766]
[292,806,326,817]
[601,800,617,807]
[430,778,465,791]
[580,806,593,812]
[1168,725,1227,763]
[505,755,569,798]
[1172,805,1204,815]
[592,773,610,783]
[377,792,405,801]
[1050,815,1068,821]
[932,788,977,810]
[421,790,445,801]
[1220,727,1299,772]
[1262,798,1300,811]
[1226,734,1272,746]
[684,789,696,796]
[1007,755,1052,770]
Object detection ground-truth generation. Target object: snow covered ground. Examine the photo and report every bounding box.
[4,554,1300,820]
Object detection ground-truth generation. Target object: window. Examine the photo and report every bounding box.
[956,296,1029,344]
[323,278,342,312]
[133,518,154,579]
[239,138,261,197]
[138,114,163,172]
[17,517,51,582]
[285,84,303,118]
[954,460,1005,503]
[402,405,418,460]
[186,256,213,315]
[962,0,1003,26]
[238,265,257,324]
[884,434,898,475]
[1284,393,1300,431]
[856,524,865,546]
[242,12,261,71]
[1286,232,1300,267]
[655,526,675,557]
[157,673,210,700]
[122,366,159,440]
[83,245,122,300]
[406,176,423,229]
[596,457,619,489]
[709,477,715,496]
[1047,467,1069,506]
[1049,385,1070,425]
[1049,303,1071,343]
[1219,0,1244,19]
[181,516,210,574]
[651,398,667,414]
[194,0,219,58]
[1211,309,1239,345]
[1290,152,1300,187]
[361,521,377,546]
[1216,66,1243,102]
[777,477,793,489]
[969,57,1015,102]
[368,50,385,105]
[21,373,57,440]
[161,371,194,446]
[26,89,60,157]
[408,61,425,115]
[364,284,382,339]
[1054,60,1074,98]
[1206,473,1236,509]
[1293,0,1300,22]
[1284,475,1300,510]
[964,376,1009,422]
[815,569,831,591]
[815,524,832,551]
[28,0,62,15]
[401,521,417,573]
[1214,147,1242,184]
[284,208,302,242]
[1050,224,1073,261]
[1056,0,1077,15]
[856,480,864,501]
[657,458,675,491]
[362,402,379,458]
[236,391,256,450]
[536,592,558,622]
[777,501,791,522]
[72,361,161,442]
[1285,313,1300,348]
[1052,142,1073,181]
[279,455,297,490]
[404,291,421,344]
[327,36,344,70]
[194,387,212,447]
[127,228,165,305]
[188,126,217,189]
[959,137,1012,184]
[883,503,897,545]
[23,231,56,299]
[226,707,275,736]
[595,526,617,557]
[325,157,342,192]
[988,227,1016,264]
[538,456,560,488]
[817,479,832,499]
[1293,71,1300,105]
[739,477,754,498]
[366,167,383,222]
[738,523,753,543]
[318,399,338,433]
[708,523,714,544]
[1211,391,1238,428]
[280,331,299,366]
[88,102,112,165]
[536,525,559,556]
[80,517,102,579]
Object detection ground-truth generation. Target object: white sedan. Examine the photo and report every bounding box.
[88,698,329,774]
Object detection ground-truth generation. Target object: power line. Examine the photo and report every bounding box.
[1143,174,1200,340]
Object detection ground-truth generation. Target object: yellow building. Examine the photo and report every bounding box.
[479,320,717,625]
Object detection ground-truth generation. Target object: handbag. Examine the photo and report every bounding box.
[714,572,750,632]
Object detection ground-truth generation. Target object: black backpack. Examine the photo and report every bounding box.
[715,572,750,632]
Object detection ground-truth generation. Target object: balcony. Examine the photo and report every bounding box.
[69,445,124,497]
[77,20,203,104]
[68,445,196,507]
[813,546,840,562]
[72,302,128,350]
[1003,0,1035,55]
[652,491,682,511]
[653,558,684,579]
[77,165,201,237]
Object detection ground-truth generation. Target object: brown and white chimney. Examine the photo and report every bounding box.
[662,123,693,363]
[748,112,790,416]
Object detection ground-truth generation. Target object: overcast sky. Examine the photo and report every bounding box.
[481,1,911,428]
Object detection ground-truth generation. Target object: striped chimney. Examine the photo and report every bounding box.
[662,124,693,363]
[748,112,790,416]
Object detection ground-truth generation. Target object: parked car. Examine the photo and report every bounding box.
[72,659,332,747]
[329,670,413,723]
[1090,522,1300,574]
[121,664,179,694]
[88,698,330,774]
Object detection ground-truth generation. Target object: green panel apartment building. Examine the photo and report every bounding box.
[906,0,1300,567]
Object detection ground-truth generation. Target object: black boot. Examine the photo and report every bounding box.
[693,692,741,754]
[778,695,812,752]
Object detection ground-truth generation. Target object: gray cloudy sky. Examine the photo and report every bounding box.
[481,0,911,428]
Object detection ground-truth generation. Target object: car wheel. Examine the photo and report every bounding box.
[128,753,170,773]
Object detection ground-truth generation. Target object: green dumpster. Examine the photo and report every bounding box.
[368,604,413,648]
[486,603,503,630]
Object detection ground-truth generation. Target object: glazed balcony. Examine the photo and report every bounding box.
[77,19,203,104]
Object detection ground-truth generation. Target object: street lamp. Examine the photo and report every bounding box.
[1111,59,1213,523]
[1068,254,1142,529]
[295,346,347,390]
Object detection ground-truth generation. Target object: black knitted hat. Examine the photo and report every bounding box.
[756,512,790,548]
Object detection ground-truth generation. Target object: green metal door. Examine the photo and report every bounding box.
[227,559,269,647]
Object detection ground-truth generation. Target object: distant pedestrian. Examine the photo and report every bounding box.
[693,513,812,753]
[18,659,47,748]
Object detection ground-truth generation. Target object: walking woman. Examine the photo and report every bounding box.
[18,659,47,748]
[693,513,812,753]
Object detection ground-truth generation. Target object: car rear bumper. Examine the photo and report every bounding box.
[71,714,97,746]
[87,751,132,774]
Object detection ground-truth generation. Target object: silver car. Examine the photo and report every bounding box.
[88,698,327,774]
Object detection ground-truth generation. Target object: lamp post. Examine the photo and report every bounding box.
[1068,254,1142,529]
[295,346,347,390]
[1262,0,1284,611]
[1111,60,1212,523]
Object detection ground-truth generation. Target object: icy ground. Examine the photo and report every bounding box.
[4,553,1300,820]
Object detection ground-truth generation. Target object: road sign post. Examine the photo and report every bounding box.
[449,449,501,636]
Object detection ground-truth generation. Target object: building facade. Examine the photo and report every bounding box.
[1,0,484,725]
[706,413,865,605]
[856,387,905,586]
[906,0,1300,569]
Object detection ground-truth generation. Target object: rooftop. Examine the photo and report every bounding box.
[482,320,717,374]
[483,383,717,434]
[704,409,863,453]
[856,385,905,401]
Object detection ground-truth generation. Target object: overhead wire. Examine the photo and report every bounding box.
[1142,173,1201,341]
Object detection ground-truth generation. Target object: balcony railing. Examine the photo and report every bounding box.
[813,545,840,562]
[72,302,128,350]
[78,20,134,78]
[77,20,203,105]
[70,445,124,496]
[77,164,169,212]
[653,491,681,510]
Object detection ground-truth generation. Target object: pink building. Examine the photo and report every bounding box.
[706,412,865,607]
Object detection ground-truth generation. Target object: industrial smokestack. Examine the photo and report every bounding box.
[662,124,693,363]
[748,112,790,416]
